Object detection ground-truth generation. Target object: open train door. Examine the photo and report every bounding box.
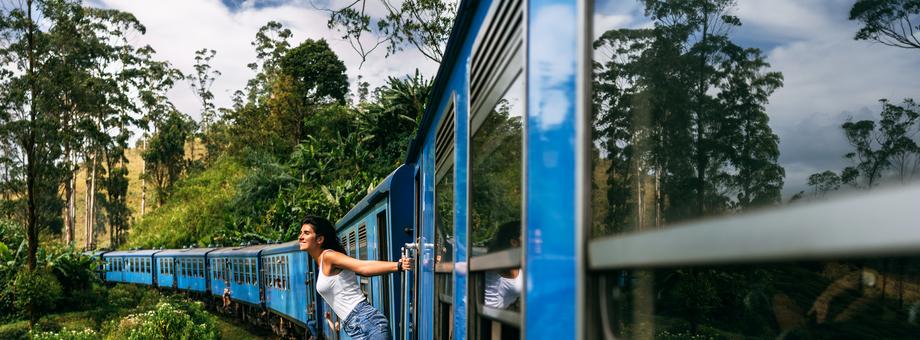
[400,240,421,340]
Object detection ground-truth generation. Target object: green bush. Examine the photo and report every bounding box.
[29,328,98,340]
[33,318,62,333]
[11,269,63,322]
[106,300,219,340]
[0,322,29,340]
[106,284,161,310]
[40,245,99,311]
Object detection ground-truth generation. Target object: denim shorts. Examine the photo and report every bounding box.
[343,300,392,340]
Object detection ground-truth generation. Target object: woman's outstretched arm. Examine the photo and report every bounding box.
[324,251,412,277]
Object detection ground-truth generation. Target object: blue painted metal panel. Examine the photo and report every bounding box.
[156,257,174,289]
[525,0,579,338]
[419,131,436,340]
[263,249,312,327]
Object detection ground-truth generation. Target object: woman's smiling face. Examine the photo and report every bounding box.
[298,223,322,252]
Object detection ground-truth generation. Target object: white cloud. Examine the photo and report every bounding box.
[531,4,576,130]
[96,0,438,123]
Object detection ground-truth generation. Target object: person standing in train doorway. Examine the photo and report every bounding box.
[298,215,412,340]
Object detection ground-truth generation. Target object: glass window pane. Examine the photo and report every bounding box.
[470,74,524,255]
[602,257,920,339]
[589,0,920,239]
[436,165,455,264]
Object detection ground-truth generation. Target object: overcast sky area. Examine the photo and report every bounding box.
[595,0,920,198]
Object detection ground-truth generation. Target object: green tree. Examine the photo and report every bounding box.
[850,0,920,49]
[591,0,785,234]
[225,21,293,158]
[143,111,195,206]
[326,0,456,64]
[841,99,920,188]
[276,38,349,143]
[807,170,841,198]
[188,48,221,164]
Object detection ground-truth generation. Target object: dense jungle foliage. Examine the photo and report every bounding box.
[0,0,433,332]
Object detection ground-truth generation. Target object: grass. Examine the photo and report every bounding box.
[214,314,271,340]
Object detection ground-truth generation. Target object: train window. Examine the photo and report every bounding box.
[235,258,241,284]
[375,210,391,320]
[358,224,368,261]
[435,99,456,340]
[470,75,523,255]
[348,230,356,257]
[248,258,254,285]
[468,0,524,336]
[271,257,277,289]
[264,258,269,287]
[358,224,371,299]
[283,257,289,290]
[587,0,920,338]
[267,257,272,288]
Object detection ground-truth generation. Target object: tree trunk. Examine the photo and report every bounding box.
[69,150,76,243]
[64,164,73,244]
[24,0,38,328]
[88,150,97,250]
[695,15,710,218]
[141,137,146,216]
[84,154,91,250]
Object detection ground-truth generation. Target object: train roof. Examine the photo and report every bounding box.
[208,244,275,257]
[103,249,163,257]
[260,241,301,255]
[404,0,477,163]
[154,247,218,257]
[81,250,108,257]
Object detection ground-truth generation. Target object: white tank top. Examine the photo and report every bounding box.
[316,250,365,319]
[484,270,523,309]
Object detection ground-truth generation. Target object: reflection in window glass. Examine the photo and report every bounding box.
[590,0,920,238]
[435,165,455,264]
[470,75,525,254]
[603,258,920,339]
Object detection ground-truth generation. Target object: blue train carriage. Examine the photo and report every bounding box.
[320,164,415,340]
[208,244,274,307]
[261,241,319,337]
[399,0,582,338]
[102,249,164,286]
[154,247,216,293]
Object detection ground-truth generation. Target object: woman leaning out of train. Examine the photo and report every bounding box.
[299,215,412,340]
